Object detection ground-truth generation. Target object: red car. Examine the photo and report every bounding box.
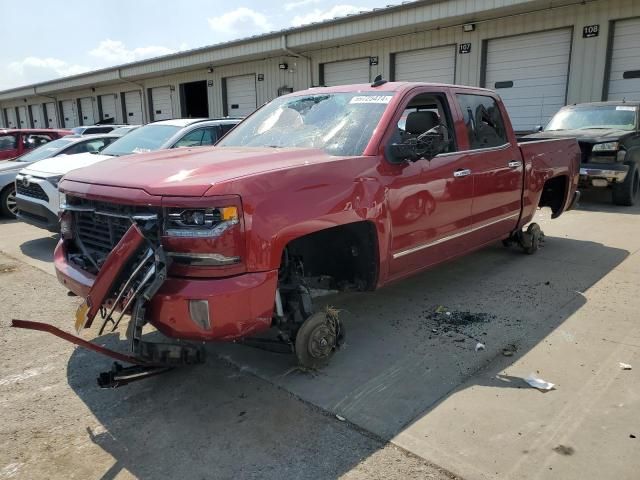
[0,128,72,161]
[16,81,581,386]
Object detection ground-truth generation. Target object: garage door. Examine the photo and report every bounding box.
[225,75,257,117]
[45,102,59,128]
[61,100,78,128]
[124,91,143,124]
[17,106,29,128]
[484,29,572,132]
[29,104,44,128]
[99,94,118,123]
[394,45,456,83]
[79,97,95,125]
[150,86,173,121]
[4,108,17,128]
[323,58,370,86]
[607,18,640,100]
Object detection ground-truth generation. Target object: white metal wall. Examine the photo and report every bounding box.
[61,100,78,128]
[79,97,95,125]
[5,108,17,128]
[323,58,371,86]
[394,45,456,83]
[484,29,572,131]
[150,86,173,121]
[124,91,144,124]
[99,94,118,123]
[607,17,640,100]
[45,103,59,128]
[29,104,45,128]
[16,106,28,128]
[2,0,640,122]
[225,75,257,117]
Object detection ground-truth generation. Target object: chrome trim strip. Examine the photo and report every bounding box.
[62,205,158,220]
[167,251,241,266]
[392,213,520,260]
[433,143,511,159]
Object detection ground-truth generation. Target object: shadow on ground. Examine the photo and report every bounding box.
[65,231,628,479]
[19,235,58,263]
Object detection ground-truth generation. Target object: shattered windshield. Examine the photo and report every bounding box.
[546,105,638,131]
[218,92,394,156]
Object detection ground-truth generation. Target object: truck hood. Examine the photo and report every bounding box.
[64,146,342,196]
[525,128,630,144]
[24,152,113,176]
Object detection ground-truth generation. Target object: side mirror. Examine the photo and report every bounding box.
[535,125,544,132]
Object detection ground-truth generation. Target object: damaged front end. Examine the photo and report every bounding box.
[13,209,205,388]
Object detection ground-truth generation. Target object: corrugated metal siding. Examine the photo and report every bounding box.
[45,102,59,128]
[323,58,371,85]
[485,29,573,131]
[2,0,640,117]
[607,17,640,100]
[394,45,456,83]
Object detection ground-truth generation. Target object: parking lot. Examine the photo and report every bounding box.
[0,188,638,480]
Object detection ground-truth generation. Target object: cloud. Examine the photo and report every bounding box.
[284,0,322,11]
[89,39,178,64]
[207,7,272,37]
[291,4,368,26]
[1,57,90,89]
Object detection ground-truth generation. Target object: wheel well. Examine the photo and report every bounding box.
[282,221,379,291]
[538,175,567,218]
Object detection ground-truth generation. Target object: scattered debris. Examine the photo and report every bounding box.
[553,445,575,456]
[502,344,517,357]
[630,434,636,439]
[336,414,346,422]
[435,305,448,314]
[475,342,486,352]
[524,374,555,391]
[0,264,17,274]
[619,362,632,370]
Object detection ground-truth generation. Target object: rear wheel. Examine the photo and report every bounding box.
[0,186,17,218]
[612,162,639,206]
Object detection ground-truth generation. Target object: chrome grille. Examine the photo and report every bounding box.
[16,182,49,201]
[68,198,160,263]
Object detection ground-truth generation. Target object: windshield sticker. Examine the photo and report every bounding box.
[132,147,151,153]
[616,106,636,111]
[349,95,393,104]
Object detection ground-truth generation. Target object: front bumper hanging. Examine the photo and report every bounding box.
[12,221,205,388]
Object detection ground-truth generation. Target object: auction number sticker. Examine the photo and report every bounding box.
[350,95,393,104]
[616,106,635,111]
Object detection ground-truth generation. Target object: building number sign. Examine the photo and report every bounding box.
[583,25,600,38]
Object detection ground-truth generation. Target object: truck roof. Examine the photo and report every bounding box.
[291,81,496,96]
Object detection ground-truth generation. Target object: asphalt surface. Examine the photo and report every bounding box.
[1,188,639,479]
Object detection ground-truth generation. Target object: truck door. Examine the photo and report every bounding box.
[454,93,523,245]
[385,89,474,279]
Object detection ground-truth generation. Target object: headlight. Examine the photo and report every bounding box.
[592,142,619,152]
[164,207,239,237]
[59,192,67,210]
[49,175,64,187]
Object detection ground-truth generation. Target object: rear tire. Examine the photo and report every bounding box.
[612,162,639,206]
[0,186,17,218]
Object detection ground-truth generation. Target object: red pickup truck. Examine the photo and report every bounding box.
[0,128,71,161]
[15,81,580,384]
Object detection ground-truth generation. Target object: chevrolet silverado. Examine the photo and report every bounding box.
[13,81,580,385]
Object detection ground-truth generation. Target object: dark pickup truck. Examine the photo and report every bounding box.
[526,101,640,206]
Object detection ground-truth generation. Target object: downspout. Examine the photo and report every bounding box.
[117,69,148,124]
[281,34,313,88]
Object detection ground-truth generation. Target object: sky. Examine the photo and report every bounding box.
[0,0,396,91]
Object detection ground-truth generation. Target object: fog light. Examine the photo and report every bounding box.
[60,212,73,240]
[189,300,211,330]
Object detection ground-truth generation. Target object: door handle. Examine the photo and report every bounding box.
[453,169,472,178]
[508,161,522,168]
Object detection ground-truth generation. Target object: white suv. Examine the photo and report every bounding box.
[15,118,240,231]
